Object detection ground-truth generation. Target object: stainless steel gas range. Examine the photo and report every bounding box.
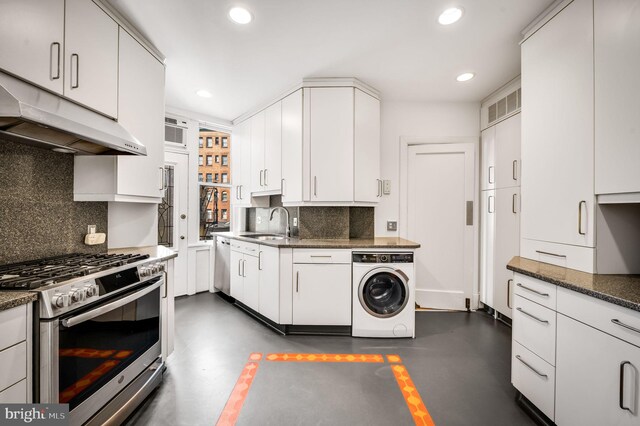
[0,253,167,425]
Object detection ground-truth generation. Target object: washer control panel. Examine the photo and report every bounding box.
[352,252,414,263]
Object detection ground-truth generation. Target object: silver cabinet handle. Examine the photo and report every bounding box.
[239,185,243,200]
[242,259,246,277]
[281,178,285,197]
[236,186,240,200]
[578,200,587,235]
[377,179,382,197]
[512,193,517,214]
[507,279,513,309]
[512,160,518,181]
[310,255,332,259]
[516,283,550,297]
[260,169,264,187]
[71,53,79,88]
[264,169,268,187]
[611,319,640,335]
[314,176,317,197]
[535,250,566,259]
[516,307,549,324]
[258,251,262,271]
[50,42,61,80]
[620,361,634,413]
[238,259,242,276]
[296,271,299,293]
[488,166,494,184]
[516,355,548,379]
[488,195,494,213]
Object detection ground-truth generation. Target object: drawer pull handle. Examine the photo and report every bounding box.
[516,283,549,297]
[516,355,548,379]
[310,255,332,258]
[611,319,640,335]
[516,307,549,324]
[535,250,567,258]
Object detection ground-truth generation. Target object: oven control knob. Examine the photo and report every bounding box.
[69,289,85,303]
[157,263,165,272]
[84,284,97,298]
[52,294,69,308]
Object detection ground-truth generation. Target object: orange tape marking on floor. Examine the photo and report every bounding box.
[248,353,262,361]
[265,353,384,363]
[387,354,402,363]
[59,360,120,403]
[215,362,260,426]
[391,364,435,426]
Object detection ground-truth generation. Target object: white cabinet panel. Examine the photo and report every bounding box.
[480,190,496,306]
[492,187,520,318]
[230,250,244,302]
[243,255,260,312]
[0,379,26,403]
[0,0,64,94]
[0,304,27,350]
[292,263,351,325]
[594,0,640,195]
[264,102,282,192]
[64,0,118,118]
[480,126,496,191]
[0,342,27,393]
[307,88,354,202]
[281,89,303,204]
[231,120,251,205]
[521,0,595,250]
[513,273,557,311]
[513,295,556,366]
[258,246,280,322]
[512,341,556,421]
[354,89,380,202]
[250,110,265,193]
[495,114,521,188]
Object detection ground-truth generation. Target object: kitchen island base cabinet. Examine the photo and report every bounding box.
[258,246,281,323]
[556,314,640,426]
[292,264,351,326]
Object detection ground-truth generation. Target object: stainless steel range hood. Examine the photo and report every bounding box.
[0,72,146,155]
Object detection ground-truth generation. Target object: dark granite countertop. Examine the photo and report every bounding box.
[214,232,420,249]
[108,245,178,262]
[0,292,37,312]
[507,256,640,312]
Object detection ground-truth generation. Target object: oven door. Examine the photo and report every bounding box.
[41,276,162,425]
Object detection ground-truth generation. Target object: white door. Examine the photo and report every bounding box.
[264,102,282,192]
[407,143,475,310]
[354,89,380,202]
[292,264,351,325]
[162,152,189,296]
[281,89,303,204]
[0,0,64,94]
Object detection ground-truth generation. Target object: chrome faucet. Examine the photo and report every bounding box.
[269,207,291,238]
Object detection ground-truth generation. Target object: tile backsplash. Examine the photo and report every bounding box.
[0,139,108,264]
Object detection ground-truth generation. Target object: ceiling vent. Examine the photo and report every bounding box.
[487,88,521,126]
[164,116,188,147]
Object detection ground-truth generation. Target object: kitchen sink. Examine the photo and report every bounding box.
[243,234,288,241]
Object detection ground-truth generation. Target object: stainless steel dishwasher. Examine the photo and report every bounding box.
[214,237,231,295]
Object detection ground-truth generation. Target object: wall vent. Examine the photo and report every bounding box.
[487,88,521,125]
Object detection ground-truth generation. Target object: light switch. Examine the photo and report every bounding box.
[387,221,397,231]
[383,180,391,195]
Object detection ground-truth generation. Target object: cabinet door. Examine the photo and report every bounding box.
[521,0,594,248]
[480,190,496,307]
[493,187,520,318]
[292,264,351,325]
[232,120,251,205]
[556,314,640,426]
[250,110,265,193]
[243,255,260,312]
[281,89,303,204]
[495,114,521,189]
[0,0,64,94]
[480,126,496,191]
[116,29,165,198]
[354,89,380,202]
[264,102,282,192]
[230,250,244,302]
[258,246,280,322]
[64,0,118,118]
[308,88,354,202]
[595,0,640,195]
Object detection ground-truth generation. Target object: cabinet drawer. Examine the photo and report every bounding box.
[514,273,557,310]
[293,249,351,264]
[0,341,27,392]
[0,305,27,350]
[513,295,557,365]
[0,379,26,403]
[521,239,595,273]
[557,286,640,348]
[512,341,555,421]
[230,240,260,256]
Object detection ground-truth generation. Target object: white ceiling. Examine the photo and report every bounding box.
[105,0,551,122]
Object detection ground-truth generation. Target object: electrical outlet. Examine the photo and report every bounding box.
[383,180,391,195]
[387,221,397,231]
[293,217,298,227]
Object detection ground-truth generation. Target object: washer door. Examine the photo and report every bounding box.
[359,268,409,318]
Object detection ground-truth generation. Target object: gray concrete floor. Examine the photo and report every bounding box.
[125,293,535,426]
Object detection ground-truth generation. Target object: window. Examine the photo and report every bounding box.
[221,155,228,166]
[215,137,220,145]
[198,137,203,148]
[215,155,220,163]
[206,155,213,166]
[206,137,212,148]
[222,173,228,183]
[198,155,203,166]
[206,209,213,221]
[221,209,228,220]
[221,191,228,201]
[198,173,203,182]
[215,173,219,182]
[206,173,212,183]
[222,137,228,148]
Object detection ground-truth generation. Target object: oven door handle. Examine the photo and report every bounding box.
[61,279,163,328]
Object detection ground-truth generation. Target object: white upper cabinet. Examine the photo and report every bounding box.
[281,89,304,204]
[521,0,595,249]
[495,114,521,189]
[250,102,282,195]
[305,87,354,202]
[250,110,266,193]
[354,89,381,202]
[231,119,252,206]
[594,0,640,196]
[64,0,118,118]
[480,126,496,191]
[0,0,65,94]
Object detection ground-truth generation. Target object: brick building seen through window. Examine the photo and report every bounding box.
[199,129,231,237]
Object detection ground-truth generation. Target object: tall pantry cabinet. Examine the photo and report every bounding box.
[480,89,521,319]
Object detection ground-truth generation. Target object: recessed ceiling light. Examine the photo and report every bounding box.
[438,7,464,25]
[456,72,475,82]
[196,89,212,98]
[229,7,253,24]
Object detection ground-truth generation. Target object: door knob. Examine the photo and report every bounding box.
[180,236,185,240]
[180,214,186,219]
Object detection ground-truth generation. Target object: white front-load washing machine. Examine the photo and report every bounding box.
[352,251,415,338]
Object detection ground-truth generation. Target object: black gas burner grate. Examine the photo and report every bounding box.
[0,253,150,289]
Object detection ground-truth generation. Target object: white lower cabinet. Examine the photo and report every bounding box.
[258,246,280,323]
[512,341,556,421]
[230,250,244,302]
[556,314,640,426]
[292,263,351,326]
[242,255,260,312]
[512,295,556,366]
[0,304,31,403]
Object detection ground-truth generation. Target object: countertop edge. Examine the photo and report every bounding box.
[0,292,37,312]
[507,264,640,312]
[213,233,420,249]
[108,246,178,262]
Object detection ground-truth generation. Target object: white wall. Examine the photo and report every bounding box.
[376,100,481,236]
